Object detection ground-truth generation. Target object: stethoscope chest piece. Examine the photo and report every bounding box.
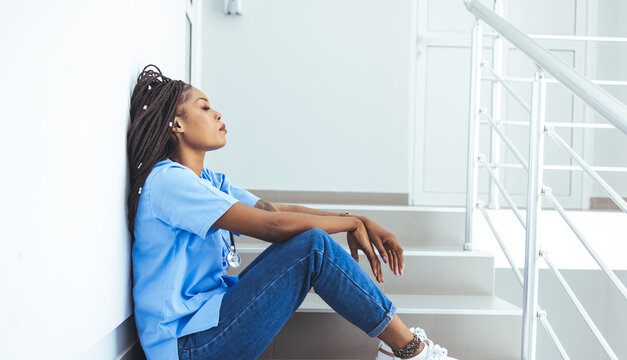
[227,247,241,268]
[224,231,241,268]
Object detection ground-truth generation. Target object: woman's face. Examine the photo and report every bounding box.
[173,87,226,151]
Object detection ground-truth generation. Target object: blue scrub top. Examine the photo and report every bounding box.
[132,158,260,360]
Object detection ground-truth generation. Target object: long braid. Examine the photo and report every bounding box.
[126,64,192,243]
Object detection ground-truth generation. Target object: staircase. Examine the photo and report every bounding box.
[227,205,522,360]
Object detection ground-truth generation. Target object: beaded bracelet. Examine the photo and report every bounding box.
[393,333,422,359]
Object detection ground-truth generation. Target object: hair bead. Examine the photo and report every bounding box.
[138,187,142,195]
[143,105,148,110]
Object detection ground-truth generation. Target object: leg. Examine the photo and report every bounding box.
[177,228,396,359]
[377,315,425,357]
[236,241,281,279]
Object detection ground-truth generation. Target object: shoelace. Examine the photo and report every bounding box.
[429,343,448,359]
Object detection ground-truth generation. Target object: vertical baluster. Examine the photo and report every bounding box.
[488,0,503,209]
[465,19,483,251]
[521,69,546,360]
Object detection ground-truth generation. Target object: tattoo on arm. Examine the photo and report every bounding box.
[254,199,277,212]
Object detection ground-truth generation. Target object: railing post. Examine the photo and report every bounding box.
[488,0,503,209]
[465,19,483,251]
[521,69,546,360]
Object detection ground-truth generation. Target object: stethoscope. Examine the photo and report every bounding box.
[221,231,241,268]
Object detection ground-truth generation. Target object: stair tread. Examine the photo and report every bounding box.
[297,293,521,315]
[235,239,492,257]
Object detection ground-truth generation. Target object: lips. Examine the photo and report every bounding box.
[219,124,226,132]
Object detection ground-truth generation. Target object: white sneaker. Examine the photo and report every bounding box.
[375,327,457,360]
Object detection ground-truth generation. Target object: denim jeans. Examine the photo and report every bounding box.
[177,228,397,359]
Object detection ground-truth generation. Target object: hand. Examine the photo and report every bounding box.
[362,217,404,276]
[346,219,384,283]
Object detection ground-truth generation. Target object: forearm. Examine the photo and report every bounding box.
[279,204,369,223]
[270,212,361,243]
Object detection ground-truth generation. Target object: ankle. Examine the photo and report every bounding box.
[408,341,425,358]
[391,333,424,359]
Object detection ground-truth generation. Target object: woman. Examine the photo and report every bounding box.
[127,64,453,360]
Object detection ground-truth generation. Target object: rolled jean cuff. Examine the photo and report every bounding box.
[367,302,397,337]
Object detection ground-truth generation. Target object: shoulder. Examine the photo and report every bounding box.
[149,161,203,192]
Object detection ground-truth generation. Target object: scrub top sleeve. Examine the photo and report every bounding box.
[212,171,261,208]
[211,171,260,237]
[150,167,239,239]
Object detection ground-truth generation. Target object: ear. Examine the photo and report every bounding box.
[172,117,184,133]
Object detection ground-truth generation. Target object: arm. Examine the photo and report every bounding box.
[214,200,385,283]
[214,201,361,243]
[259,200,405,276]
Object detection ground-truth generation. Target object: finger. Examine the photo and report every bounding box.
[386,248,394,273]
[397,247,405,276]
[350,246,359,263]
[367,253,382,283]
[361,245,381,281]
[372,250,383,283]
[374,242,388,265]
[389,248,397,275]
[376,261,383,283]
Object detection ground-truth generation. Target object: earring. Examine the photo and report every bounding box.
[169,122,173,127]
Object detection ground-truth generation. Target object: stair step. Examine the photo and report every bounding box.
[298,293,521,315]
[259,294,521,360]
[229,245,495,296]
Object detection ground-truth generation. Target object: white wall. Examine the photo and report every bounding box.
[0,0,187,358]
[198,0,416,193]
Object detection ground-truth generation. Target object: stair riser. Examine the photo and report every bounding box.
[237,208,465,249]
[260,313,521,360]
[228,250,494,296]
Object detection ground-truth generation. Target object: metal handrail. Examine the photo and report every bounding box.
[484,162,627,173]
[478,204,569,359]
[542,188,627,300]
[546,127,627,213]
[541,252,619,359]
[538,314,570,360]
[480,110,529,170]
[483,75,627,86]
[479,160,526,227]
[482,63,532,112]
[483,32,627,43]
[464,1,627,358]
[465,0,627,135]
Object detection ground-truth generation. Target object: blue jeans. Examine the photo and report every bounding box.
[177,228,396,359]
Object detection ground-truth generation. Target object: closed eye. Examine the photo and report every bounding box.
[203,106,210,111]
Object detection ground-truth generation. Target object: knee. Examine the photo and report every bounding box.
[292,228,332,252]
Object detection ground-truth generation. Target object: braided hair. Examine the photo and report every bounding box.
[126,64,193,243]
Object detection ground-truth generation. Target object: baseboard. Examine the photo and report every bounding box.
[589,196,627,211]
[120,341,146,360]
[78,315,144,360]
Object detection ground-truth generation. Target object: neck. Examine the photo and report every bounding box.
[170,148,205,177]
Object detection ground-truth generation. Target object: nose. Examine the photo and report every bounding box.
[215,111,222,121]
